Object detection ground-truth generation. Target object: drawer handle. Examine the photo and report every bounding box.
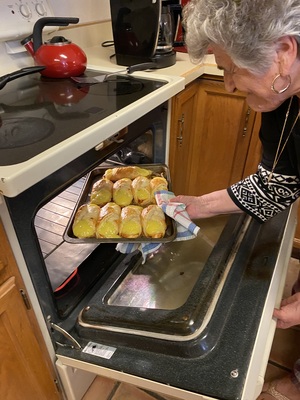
[177,113,184,145]
[243,107,251,137]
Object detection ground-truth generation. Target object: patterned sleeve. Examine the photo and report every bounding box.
[227,164,300,223]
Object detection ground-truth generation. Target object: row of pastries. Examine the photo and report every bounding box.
[72,166,169,240]
[90,175,168,207]
[72,202,167,239]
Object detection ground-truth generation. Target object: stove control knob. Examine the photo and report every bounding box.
[35,3,47,17]
[19,4,32,19]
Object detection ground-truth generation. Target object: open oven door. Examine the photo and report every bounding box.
[54,205,297,400]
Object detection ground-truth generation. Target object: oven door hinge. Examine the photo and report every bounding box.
[20,289,31,310]
[54,378,63,394]
[47,316,82,350]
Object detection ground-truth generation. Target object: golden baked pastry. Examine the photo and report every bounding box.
[96,202,121,238]
[113,178,133,207]
[132,176,151,206]
[119,205,143,238]
[90,178,113,206]
[141,205,167,239]
[72,203,100,238]
[150,176,168,203]
[103,166,152,181]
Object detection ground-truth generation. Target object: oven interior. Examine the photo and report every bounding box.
[35,165,236,355]
[30,144,237,354]
[33,169,238,357]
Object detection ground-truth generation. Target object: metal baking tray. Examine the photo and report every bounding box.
[64,164,176,244]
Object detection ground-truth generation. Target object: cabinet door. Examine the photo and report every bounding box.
[0,219,61,400]
[242,112,262,177]
[169,79,201,194]
[169,77,258,196]
[0,277,60,400]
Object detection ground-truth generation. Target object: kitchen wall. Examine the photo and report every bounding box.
[48,0,111,23]
[47,0,113,52]
[0,0,112,74]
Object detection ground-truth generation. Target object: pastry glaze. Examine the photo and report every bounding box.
[72,203,100,238]
[142,205,167,238]
[90,178,113,206]
[96,202,121,238]
[119,205,143,238]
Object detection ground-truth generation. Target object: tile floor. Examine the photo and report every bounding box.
[82,257,300,400]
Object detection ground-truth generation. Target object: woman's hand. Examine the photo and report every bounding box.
[169,195,203,219]
[273,293,300,329]
[170,189,242,220]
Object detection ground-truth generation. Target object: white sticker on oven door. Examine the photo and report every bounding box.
[83,342,116,359]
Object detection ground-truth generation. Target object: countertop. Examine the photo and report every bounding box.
[84,45,222,86]
[60,20,222,86]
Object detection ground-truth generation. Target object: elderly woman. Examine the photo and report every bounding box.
[171,0,300,399]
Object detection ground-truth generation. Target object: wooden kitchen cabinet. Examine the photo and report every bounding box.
[168,77,300,249]
[168,79,201,195]
[169,76,261,196]
[0,219,61,400]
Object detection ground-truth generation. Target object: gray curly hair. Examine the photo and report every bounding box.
[183,0,300,75]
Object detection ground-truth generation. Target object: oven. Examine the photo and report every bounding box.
[0,67,297,400]
[0,4,298,400]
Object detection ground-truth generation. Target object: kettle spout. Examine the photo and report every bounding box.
[20,35,35,57]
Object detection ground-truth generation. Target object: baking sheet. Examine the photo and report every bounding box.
[64,164,176,244]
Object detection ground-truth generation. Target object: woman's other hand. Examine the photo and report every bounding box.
[274,293,300,329]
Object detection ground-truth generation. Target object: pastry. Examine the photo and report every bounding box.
[96,202,121,238]
[103,166,152,181]
[90,178,113,206]
[119,205,143,238]
[132,176,151,206]
[141,205,167,239]
[150,176,168,203]
[112,178,133,207]
[72,203,100,238]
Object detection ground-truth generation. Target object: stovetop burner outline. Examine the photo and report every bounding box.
[0,117,54,149]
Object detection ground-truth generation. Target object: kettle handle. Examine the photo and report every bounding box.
[33,17,79,52]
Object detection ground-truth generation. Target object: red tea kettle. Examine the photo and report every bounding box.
[21,17,87,79]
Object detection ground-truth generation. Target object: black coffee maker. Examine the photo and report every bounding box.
[110,0,179,68]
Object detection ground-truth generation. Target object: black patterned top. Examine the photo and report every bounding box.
[228,96,300,222]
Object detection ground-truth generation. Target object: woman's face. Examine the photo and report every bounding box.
[211,45,286,112]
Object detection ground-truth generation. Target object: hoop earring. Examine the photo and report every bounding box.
[271,74,291,94]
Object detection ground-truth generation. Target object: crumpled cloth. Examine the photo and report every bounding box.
[116,190,200,263]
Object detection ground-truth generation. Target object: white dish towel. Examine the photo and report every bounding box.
[116,190,200,263]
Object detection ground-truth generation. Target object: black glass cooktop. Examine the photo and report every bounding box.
[0,70,166,166]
